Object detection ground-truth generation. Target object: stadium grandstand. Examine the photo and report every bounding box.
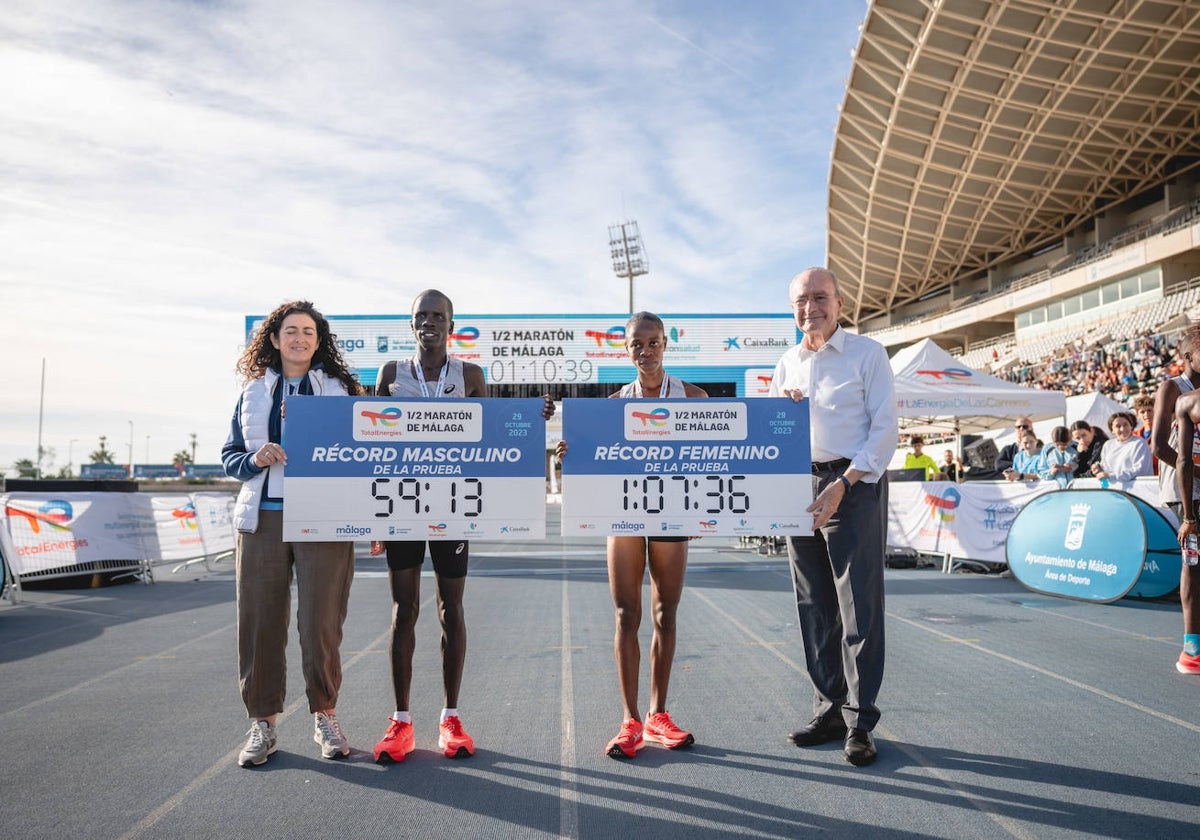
[832,0,1200,406]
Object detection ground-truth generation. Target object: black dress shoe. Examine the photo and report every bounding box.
[843,728,877,766]
[788,715,848,747]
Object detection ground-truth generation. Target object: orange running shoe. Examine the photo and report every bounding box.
[1177,651,1200,674]
[643,711,695,749]
[373,718,415,764]
[605,719,645,759]
[439,715,475,758]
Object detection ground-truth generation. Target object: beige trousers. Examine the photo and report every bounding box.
[236,509,355,718]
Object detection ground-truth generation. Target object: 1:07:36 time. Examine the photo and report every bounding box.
[624,475,749,513]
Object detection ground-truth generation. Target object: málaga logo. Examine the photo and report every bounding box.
[1064,503,1090,550]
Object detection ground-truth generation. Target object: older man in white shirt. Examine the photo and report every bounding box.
[769,267,897,767]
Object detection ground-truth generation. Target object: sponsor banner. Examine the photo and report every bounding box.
[743,368,775,397]
[246,313,798,388]
[887,481,1046,563]
[282,397,547,540]
[193,492,236,555]
[0,492,236,576]
[186,465,229,479]
[887,478,1178,600]
[560,398,811,536]
[136,464,185,479]
[150,496,207,561]
[80,464,132,479]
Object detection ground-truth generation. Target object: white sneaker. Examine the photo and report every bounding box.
[313,711,350,759]
[239,720,277,767]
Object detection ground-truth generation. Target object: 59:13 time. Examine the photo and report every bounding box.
[371,478,483,517]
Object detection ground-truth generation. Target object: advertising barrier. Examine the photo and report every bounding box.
[0,491,236,599]
[888,477,1179,599]
[1006,488,1180,602]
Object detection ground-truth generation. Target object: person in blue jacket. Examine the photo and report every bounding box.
[222,300,363,768]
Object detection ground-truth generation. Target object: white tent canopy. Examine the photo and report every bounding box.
[891,338,1067,434]
[1066,391,1130,429]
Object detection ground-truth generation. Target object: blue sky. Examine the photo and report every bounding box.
[0,0,865,471]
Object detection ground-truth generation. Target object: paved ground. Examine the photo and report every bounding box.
[2,505,1198,839]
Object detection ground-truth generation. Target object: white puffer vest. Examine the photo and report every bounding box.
[233,368,349,533]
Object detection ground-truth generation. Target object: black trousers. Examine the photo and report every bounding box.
[785,472,887,731]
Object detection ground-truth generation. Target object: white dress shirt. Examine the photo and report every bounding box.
[768,326,897,482]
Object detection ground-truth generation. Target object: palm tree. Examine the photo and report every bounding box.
[172,449,193,472]
[90,435,115,464]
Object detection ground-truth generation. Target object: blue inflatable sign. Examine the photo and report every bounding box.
[1006,489,1177,602]
[1126,495,1182,599]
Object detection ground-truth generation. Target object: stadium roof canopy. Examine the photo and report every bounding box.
[828,0,1200,326]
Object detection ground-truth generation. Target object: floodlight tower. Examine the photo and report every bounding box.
[608,220,648,313]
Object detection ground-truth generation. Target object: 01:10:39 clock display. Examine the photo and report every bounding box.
[371,478,483,517]
[622,475,749,513]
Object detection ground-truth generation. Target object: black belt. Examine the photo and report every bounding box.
[811,457,852,474]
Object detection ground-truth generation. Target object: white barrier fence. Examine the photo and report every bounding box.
[887,476,1173,571]
[0,491,236,601]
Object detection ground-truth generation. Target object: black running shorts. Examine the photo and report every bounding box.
[383,540,469,578]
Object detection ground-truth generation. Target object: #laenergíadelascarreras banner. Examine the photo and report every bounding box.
[560,397,811,537]
[281,396,547,541]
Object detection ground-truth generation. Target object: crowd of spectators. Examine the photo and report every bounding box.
[997,329,1181,406]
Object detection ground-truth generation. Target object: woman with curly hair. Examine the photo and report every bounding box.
[221,300,363,767]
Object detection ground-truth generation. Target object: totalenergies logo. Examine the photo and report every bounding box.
[917,368,972,380]
[631,408,671,427]
[428,523,448,534]
[925,486,961,522]
[172,502,198,530]
[449,326,479,348]
[585,326,626,347]
[361,407,403,426]
[698,519,718,531]
[4,499,74,533]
